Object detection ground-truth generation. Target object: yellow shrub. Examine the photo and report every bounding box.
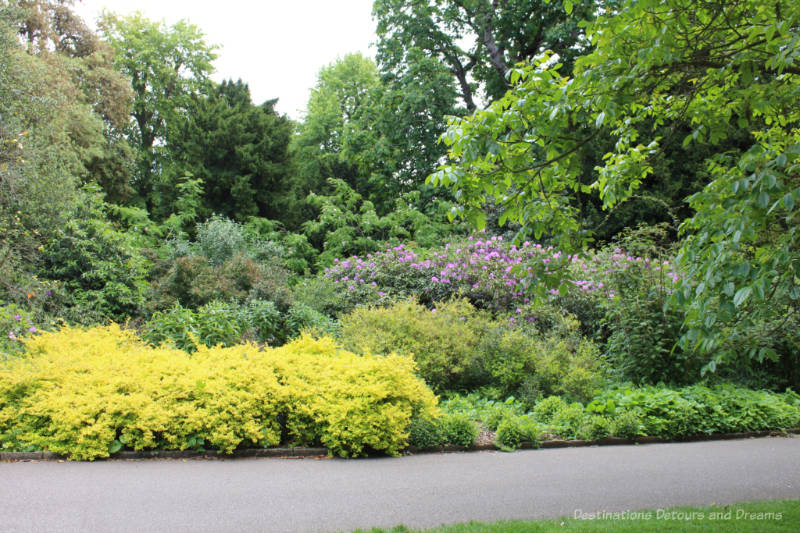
[0,325,437,460]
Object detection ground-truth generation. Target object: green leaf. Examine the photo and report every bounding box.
[733,286,752,307]
[783,193,795,211]
[595,111,605,127]
[108,440,123,454]
[564,0,574,15]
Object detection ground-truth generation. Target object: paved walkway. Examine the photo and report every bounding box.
[2,437,799,532]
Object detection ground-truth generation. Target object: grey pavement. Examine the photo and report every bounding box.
[1,437,799,533]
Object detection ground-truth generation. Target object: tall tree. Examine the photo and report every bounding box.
[431,0,800,371]
[373,0,598,111]
[289,53,379,226]
[99,12,217,210]
[0,2,139,308]
[164,79,294,223]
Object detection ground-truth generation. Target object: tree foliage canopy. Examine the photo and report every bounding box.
[99,11,217,208]
[431,0,800,367]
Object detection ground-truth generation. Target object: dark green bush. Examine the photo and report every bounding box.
[610,410,643,439]
[406,417,444,449]
[549,402,587,439]
[438,413,479,448]
[576,415,613,441]
[531,396,569,424]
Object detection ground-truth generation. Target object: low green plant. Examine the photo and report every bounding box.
[438,413,479,448]
[576,415,613,441]
[495,415,540,450]
[407,417,444,449]
[0,303,38,356]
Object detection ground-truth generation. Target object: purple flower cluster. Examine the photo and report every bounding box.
[322,233,684,313]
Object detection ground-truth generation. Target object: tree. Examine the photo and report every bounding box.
[430,0,800,371]
[164,79,294,223]
[343,48,461,212]
[0,2,139,312]
[373,0,598,110]
[290,53,379,225]
[99,12,217,209]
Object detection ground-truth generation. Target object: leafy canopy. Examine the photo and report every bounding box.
[430,0,800,368]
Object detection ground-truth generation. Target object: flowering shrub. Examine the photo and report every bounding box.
[0,303,38,356]
[0,325,438,459]
[321,231,681,318]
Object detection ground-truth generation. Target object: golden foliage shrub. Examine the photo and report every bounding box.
[0,325,437,460]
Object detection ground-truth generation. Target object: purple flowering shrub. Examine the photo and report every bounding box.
[321,231,680,320]
[321,226,699,386]
[1,303,39,356]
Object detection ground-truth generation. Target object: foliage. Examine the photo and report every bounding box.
[40,187,153,322]
[374,0,596,110]
[0,5,133,314]
[338,299,489,392]
[430,0,800,374]
[163,80,294,223]
[593,385,800,439]
[437,412,479,448]
[150,216,292,312]
[338,298,606,399]
[289,53,379,224]
[439,393,528,432]
[303,179,464,269]
[99,12,217,210]
[495,415,540,451]
[0,325,438,459]
[406,416,445,449]
[0,303,39,357]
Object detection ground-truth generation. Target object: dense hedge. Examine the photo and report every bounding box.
[0,325,437,460]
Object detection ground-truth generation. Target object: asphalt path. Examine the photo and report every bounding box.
[2,437,800,533]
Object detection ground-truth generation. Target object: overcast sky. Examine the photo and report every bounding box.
[74,0,377,120]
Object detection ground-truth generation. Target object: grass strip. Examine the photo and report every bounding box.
[352,499,800,532]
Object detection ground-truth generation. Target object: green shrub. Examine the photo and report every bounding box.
[338,299,490,392]
[610,410,643,439]
[549,402,587,439]
[496,415,540,450]
[479,315,606,405]
[0,303,38,356]
[194,301,247,348]
[439,393,527,431]
[243,299,283,345]
[142,304,198,352]
[407,417,444,449]
[193,215,248,265]
[531,396,569,424]
[438,413,479,448]
[576,415,613,441]
[339,298,606,398]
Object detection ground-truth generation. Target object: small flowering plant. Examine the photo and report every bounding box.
[0,303,39,356]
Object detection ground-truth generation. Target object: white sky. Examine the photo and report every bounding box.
[74,0,377,120]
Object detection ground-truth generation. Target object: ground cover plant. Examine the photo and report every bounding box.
[0,325,437,459]
[436,387,800,451]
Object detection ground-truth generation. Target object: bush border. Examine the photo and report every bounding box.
[3,429,798,462]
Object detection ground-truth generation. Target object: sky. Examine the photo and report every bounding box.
[74,0,378,120]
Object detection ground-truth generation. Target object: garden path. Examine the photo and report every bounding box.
[2,436,799,532]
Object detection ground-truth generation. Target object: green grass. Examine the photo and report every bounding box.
[352,499,800,532]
